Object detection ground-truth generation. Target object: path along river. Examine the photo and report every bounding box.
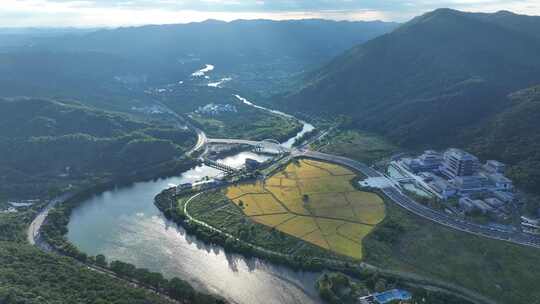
[67,104,321,304]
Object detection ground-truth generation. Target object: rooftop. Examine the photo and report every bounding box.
[373,289,412,304]
[487,160,505,166]
[445,148,479,161]
[487,173,512,184]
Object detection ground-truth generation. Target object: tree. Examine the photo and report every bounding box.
[167,277,195,301]
[95,254,107,268]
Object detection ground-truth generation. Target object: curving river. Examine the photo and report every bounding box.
[67,118,322,303]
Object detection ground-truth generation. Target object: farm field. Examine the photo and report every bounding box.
[225,159,385,259]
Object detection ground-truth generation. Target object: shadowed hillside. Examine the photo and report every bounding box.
[280,9,540,192]
[0,98,195,197]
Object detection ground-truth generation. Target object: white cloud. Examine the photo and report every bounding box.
[0,0,539,27]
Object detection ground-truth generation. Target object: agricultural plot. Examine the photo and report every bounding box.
[224,159,385,259]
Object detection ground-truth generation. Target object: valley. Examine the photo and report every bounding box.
[2,8,540,304]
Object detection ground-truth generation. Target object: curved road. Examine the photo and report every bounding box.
[294,150,540,249]
[26,97,536,304]
[184,183,495,304]
[27,192,73,246]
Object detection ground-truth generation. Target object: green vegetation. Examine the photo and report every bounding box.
[316,272,473,304]
[280,9,540,194]
[190,104,302,141]
[292,128,319,147]
[0,202,172,304]
[33,158,229,304]
[363,195,540,304]
[0,98,195,198]
[187,191,348,265]
[0,96,226,304]
[0,242,175,304]
[155,176,497,303]
[465,85,540,208]
[225,159,385,259]
[155,189,351,270]
[0,20,396,103]
[314,129,398,164]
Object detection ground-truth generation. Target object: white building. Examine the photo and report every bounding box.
[493,191,514,203]
[428,179,457,200]
[522,216,540,235]
[452,175,489,194]
[441,148,480,179]
[485,173,513,191]
[459,197,493,214]
[484,197,505,209]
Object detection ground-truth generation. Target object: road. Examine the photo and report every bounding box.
[206,138,262,146]
[27,192,73,246]
[189,127,207,156]
[293,149,540,249]
[153,100,207,156]
[206,138,290,154]
[24,96,531,304]
[205,130,540,250]
[183,182,495,304]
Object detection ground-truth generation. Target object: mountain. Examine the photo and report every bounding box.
[283,9,540,130]
[40,19,398,71]
[469,10,540,40]
[0,28,95,50]
[0,19,398,109]
[466,85,540,197]
[0,98,195,198]
[280,9,540,192]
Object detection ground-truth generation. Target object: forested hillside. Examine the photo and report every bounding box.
[465,86,540,196]
[280,8,540,193]
[0,19,398,111]
[0,98,195,198]
[42,19,397,70]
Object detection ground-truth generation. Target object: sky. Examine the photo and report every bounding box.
[1,0,540,28]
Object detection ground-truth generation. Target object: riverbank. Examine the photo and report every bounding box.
[186,98,304,144]
[315,271,474,304]
[52,93,507,304]
[31,157,229,304]
[154,188,351,271]
[155,185,494,304]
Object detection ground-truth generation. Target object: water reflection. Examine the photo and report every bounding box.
[67,152,323,304]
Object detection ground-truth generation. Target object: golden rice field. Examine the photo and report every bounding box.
[224,159,385,259]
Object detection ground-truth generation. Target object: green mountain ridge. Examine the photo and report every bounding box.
[0,19,398,111]
[0,98,195,198]
[465,85,540,195]
[279,8,540,193]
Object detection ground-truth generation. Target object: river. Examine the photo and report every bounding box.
[234,94,315,149]
[67,120,321,303]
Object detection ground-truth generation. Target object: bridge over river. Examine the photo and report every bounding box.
[206,138,290,155]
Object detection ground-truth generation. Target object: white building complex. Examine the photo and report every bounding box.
[389,148,515,217]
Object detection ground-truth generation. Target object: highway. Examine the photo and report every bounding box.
[27,192,73,246]
[293,149,540,249]
[153,100,207,156]
[195,111,540,249]
[206,138,289,153]
[189,127,207,156]
[25,99,510,304]
[206,138,262,146]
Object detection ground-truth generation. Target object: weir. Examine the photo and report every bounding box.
[202,158,239,174]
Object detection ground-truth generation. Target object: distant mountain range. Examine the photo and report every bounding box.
[0,19,398,107]
[279,9,540,194]
[39,19,398,70]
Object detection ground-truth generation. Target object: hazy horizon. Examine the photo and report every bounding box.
[1,0,539,28]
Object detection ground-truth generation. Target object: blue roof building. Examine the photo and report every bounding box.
[359,289,412,304]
